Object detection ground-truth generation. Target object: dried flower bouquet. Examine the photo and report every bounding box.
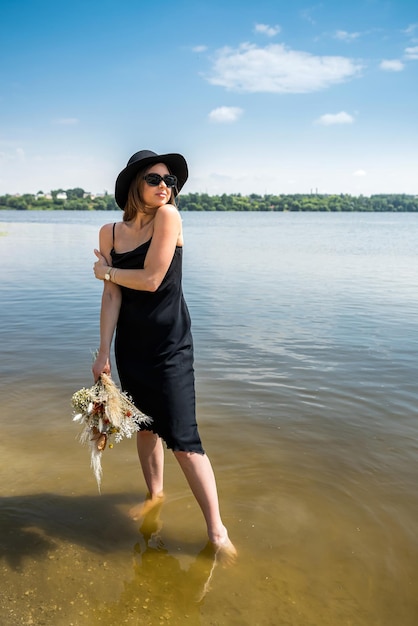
[72,372,150,491]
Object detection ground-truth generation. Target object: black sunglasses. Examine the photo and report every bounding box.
[143,173,177,188]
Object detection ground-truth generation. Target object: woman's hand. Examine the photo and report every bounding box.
[93,248,110,280]
[92,351,111,382]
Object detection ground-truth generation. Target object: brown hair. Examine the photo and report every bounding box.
[123,165,177,222]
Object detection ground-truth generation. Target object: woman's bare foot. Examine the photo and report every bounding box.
[129,492,165,521]
[139,500,165,545]
[211,529,237,566]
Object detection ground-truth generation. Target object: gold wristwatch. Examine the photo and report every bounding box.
[104,267,112,281]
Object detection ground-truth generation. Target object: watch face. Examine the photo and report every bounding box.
[105,273,110,281]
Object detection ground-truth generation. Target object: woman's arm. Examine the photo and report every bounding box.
[92,224,122,381]
[93,204,182,292]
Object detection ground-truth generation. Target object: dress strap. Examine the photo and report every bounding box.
[112,222,116,247]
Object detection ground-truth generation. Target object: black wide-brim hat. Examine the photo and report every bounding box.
[115,149,188,209]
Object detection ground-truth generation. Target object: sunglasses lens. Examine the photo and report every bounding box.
[164,175,177,188]
[144,174,161,186]
[143,174,177,188]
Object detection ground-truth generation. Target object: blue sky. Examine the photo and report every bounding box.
[1,0,417,196]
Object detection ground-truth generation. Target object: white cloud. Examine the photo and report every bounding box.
[379,59,404,71]
[207,43,363,93]
[353,169,366,177]
[403,23,418,35]
[315,111,354,125]
[254,23,281,37]
[405,46,418,60]
[192,45,207,53]
[334,30,360,42]
[208,106,243,123]
[53,117,79,125]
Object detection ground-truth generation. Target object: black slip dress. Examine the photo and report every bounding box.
[110,223,204,453]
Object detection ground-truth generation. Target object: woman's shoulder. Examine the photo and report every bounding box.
[99,221,122,238]
[154,204,181,235]
[154,204,183,245]
[99,221,119,233]
[155,203,181,222]
[98,221,119,251]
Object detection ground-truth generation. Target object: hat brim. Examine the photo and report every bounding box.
[115,152,188,209]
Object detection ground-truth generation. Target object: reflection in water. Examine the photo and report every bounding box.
[137,499,220,604]
[98,542,219,624]
[95,492,228,623]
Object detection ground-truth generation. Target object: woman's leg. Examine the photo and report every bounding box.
[129,430,165,519]
[174,451,237,561]
[137,430,165,495]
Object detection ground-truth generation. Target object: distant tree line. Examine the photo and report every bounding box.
[1,190,418,212]
[0,188,118,211]
[179,193,418,212]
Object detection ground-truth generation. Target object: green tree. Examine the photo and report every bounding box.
[66,187,85,200]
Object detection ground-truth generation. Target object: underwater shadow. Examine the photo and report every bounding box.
[0,491,146,569]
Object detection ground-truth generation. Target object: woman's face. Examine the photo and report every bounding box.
[141,163,173,208]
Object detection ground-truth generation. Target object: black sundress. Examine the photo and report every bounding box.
[110,223,204,454]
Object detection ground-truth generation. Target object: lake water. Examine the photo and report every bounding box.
[1,210,417,625]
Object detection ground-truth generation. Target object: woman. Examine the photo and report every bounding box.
[92,150,236,560]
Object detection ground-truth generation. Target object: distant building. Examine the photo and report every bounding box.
[85,192,106,199]
[35,192,52,200]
